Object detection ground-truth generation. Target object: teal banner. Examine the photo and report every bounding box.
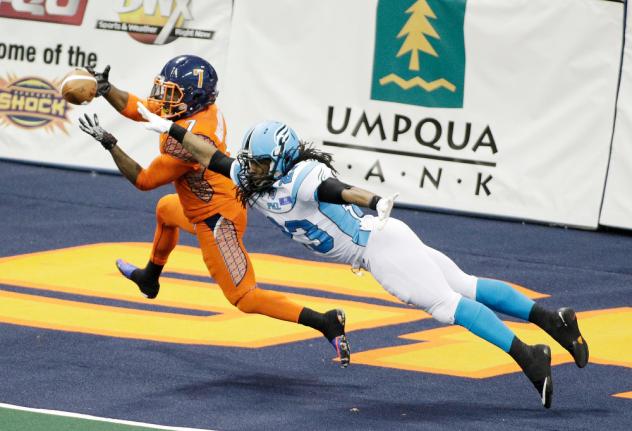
[371,0,467,108]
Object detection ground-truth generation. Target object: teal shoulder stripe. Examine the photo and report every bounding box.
[290,161,319,202]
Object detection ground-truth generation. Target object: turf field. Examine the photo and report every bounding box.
[0,160,630,430]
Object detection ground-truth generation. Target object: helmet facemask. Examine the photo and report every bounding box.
[234,122,301,207]
[242,155,276,187]
[148,76,187,118]
[236,153,277,207]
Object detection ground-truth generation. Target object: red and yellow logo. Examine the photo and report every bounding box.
[0,75,70,133]
[0,0,88,26]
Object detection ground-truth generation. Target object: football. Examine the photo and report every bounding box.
[60,68,97,105]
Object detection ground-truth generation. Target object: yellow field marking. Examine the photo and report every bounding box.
[0,243,428,347]
[0,242,400,305]
[352,308,632,378]
[0,242,558,368]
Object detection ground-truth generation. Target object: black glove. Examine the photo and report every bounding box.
[86,65,112,97]
[78,113,117,150]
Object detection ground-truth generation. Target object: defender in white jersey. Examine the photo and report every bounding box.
[240,160,370,265]
[135,105,590,409]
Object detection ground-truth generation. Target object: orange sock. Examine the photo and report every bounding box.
[236,287,303,323]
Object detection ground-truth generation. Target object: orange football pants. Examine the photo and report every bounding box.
[149,194,302,323]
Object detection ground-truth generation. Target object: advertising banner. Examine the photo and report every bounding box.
[600,2,632,230]
[222,0,624,228]
[0,0,233,170]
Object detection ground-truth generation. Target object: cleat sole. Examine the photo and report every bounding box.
[116,258,137,279]
[335,334,351,368]
[541,345,553,409]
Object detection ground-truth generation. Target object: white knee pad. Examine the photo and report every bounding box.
[427,292,462,324]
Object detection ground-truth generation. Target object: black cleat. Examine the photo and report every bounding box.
[554,308,589,368]
[326,309,351,368]
[116,259,160,299]
[523,344,553,409]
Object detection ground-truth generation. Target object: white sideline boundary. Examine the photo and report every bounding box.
[0,403,217,431]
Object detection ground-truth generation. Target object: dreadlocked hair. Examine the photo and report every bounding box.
[288,142,338,174]
[235,141,338,208]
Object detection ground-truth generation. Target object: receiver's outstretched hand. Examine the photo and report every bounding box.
[86,65,111,97]
[78,113,117,150]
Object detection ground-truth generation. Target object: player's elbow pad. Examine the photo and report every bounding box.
[317,178,352,204]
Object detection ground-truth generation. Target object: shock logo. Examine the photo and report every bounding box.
[371,0,467,108]
[96,0,215,45]
[0,75,70,133]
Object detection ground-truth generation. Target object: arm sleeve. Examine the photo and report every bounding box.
[316,178,352,204]
[207,151,235,179]
[135,154,192,191]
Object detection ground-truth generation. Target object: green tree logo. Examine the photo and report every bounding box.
[371,0,466,108]
[397,0,439,71]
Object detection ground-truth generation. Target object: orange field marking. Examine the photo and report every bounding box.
[352,308,632,378]
[0,242,572,377]
[0,243,428,347]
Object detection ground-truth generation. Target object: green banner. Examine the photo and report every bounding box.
[371,0,467,108]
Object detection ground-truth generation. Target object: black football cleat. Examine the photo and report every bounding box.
[554,308,589,368]
[116,259,160,299]
[326,309,351,368]
[523,344,553,409]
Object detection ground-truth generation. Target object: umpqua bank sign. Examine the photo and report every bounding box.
[326,0,499,198]
[371,0,466,108]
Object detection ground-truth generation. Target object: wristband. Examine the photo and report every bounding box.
[169,123,187,143]
[369,195,382,210]
[101,132,118,151]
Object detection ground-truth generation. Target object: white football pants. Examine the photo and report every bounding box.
[362,217,477,324]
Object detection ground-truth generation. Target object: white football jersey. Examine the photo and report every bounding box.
[231,160,372,264]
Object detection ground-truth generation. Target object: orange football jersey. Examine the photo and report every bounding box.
[121,93,243,224]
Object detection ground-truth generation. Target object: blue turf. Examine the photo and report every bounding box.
[1,160,631,430]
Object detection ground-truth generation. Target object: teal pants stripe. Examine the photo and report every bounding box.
[454,297,515,352]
